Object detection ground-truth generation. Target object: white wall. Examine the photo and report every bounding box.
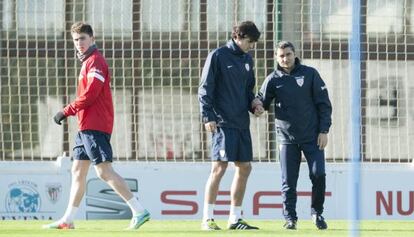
[0,159,413,220]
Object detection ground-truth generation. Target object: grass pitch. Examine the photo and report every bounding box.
[0,220,413,237]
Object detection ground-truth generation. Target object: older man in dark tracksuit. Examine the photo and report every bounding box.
[257,41,332,230]
[198,21,264,231]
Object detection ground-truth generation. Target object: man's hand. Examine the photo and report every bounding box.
[204,121,217,133]
[53,111,66,125]
[252,98,264,117]
[254,105,265,117]
[317,133,328,150]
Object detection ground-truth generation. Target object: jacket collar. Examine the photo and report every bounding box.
[77,44,97,63]
[276,57,301,76]
[226,39,245,55]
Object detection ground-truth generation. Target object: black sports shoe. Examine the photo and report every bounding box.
[283,220,297,230]
[228,219,259,230]
[312,214,328,230]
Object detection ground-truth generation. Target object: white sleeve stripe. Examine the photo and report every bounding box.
[87,72,105,82]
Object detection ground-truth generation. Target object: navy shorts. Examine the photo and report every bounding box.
[73,130,113,165]
[211,127,253,162]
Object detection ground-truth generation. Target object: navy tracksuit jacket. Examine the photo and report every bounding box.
[258,58,332,144]
[198,39,256,130]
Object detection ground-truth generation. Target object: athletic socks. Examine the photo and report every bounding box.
[229,205,242,224]
[203,203,215,221]
[61,206,78,223]
[127,197,146,216]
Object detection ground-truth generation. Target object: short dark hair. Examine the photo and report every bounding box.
[71,22,94,37]
[231,21,261,42]
[276,41,295,53]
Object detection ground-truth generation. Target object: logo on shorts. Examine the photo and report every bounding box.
[46,183,62,204]
[219,149,226,158]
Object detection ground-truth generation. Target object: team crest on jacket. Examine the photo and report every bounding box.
[245,63,250,71]
[295,76,304,87]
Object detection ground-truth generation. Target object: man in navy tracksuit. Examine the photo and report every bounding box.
[198,21,264,230]
[257,41,332,230]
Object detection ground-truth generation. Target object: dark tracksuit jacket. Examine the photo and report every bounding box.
[198,39,256,129]
[257,58,332,144]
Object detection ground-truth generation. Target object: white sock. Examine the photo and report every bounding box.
[61,206,78,223]
[229,205,242,224]
[127,197,146,216]
[203,203,215,221]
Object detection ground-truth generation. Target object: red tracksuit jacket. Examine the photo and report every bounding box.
[63,49,114,134]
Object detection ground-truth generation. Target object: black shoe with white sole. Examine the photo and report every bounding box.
[228,219,259,230]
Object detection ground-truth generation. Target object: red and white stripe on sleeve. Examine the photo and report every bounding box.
[87,68,105,83]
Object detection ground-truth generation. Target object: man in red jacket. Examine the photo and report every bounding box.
[43,22,149,230]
